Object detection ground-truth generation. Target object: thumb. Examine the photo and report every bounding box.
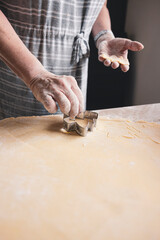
[121,39,144,52]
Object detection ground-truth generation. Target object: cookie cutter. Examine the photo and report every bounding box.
[63,111,98,137]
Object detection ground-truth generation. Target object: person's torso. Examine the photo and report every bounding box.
[0,0,105,119]
[0,0,105,38]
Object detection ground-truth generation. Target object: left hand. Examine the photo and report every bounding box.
[96,32,144,72]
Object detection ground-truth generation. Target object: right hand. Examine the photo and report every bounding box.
[28,70,84,118]
[0,11,83,118]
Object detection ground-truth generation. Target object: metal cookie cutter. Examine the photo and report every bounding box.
[63,111,98,137]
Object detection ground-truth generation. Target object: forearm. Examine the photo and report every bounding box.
[0,10,44,85]
[92,1,111,37]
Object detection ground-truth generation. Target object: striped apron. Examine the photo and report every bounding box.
[0,0,105,119]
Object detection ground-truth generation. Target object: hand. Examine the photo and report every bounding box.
[28,70,84,118]
[96,32,144,72]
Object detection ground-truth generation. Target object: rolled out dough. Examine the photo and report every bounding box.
[0,115,160,240]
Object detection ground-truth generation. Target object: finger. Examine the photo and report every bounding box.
[120,64,130,72]
[53,91,71,115]
[98,54,107,62]
[104,59,111,67]
[66,76,84,114]
[71,84,84,114]
[111,61,119,69]
[41,95,58,113]
[64,89,79,118]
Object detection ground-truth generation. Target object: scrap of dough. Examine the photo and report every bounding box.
[0,115,160,240]
[100,53,130,65]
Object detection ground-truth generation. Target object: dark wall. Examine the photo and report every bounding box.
[87,0,132,110]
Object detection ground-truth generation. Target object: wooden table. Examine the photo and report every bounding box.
[97,103,160,123]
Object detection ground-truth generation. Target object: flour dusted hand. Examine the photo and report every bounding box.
[28,70,84,118]
[96,31,144,72]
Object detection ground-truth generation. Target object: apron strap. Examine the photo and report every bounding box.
[72,32,90,64]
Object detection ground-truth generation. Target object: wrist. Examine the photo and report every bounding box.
[21,58,46,87]
[95,30,115,48]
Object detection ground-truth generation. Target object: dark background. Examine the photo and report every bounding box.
[87,0,134,111]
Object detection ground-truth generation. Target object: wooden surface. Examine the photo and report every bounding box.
[0,105,160,240]
[97,103,160,123]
